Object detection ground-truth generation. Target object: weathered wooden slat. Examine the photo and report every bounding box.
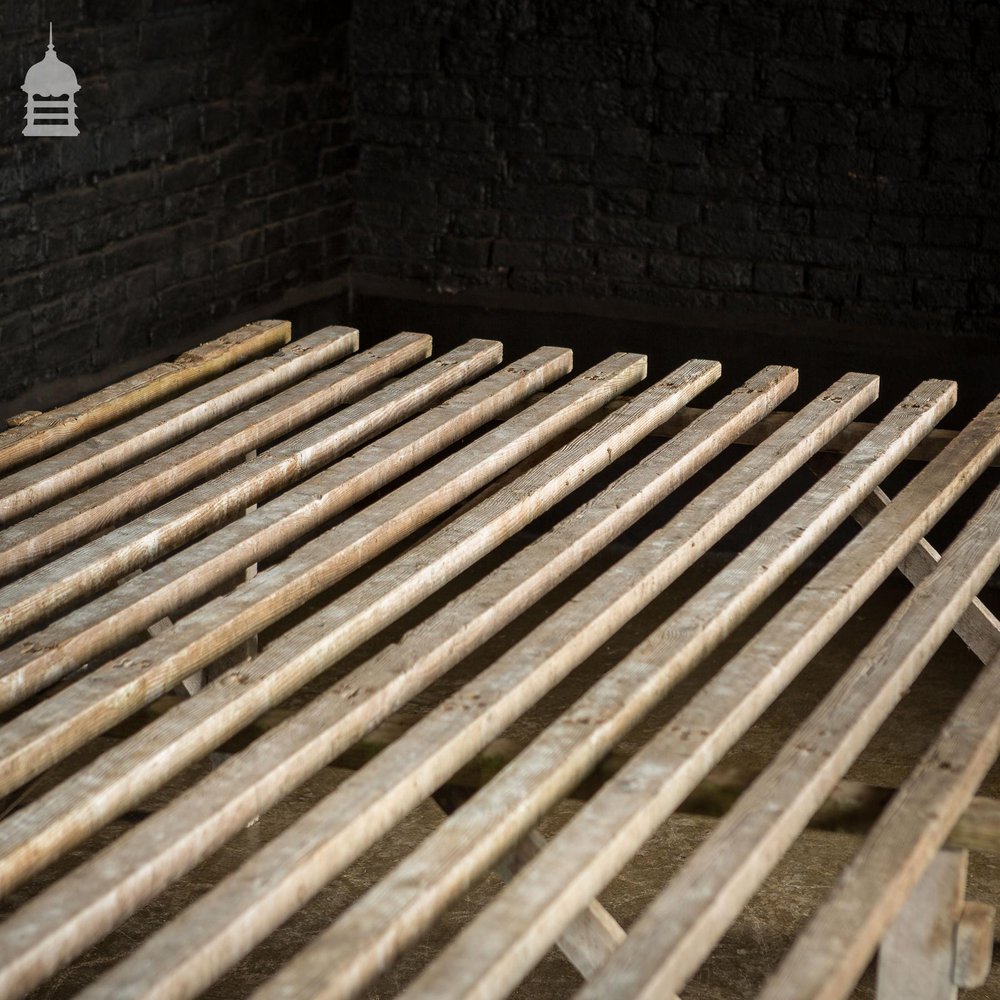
[0,352,666,994]
[0,333,439,642]
[0,329,358,524]
[759,652,1000,999]
[195,374,889,1000]
[0,352,637,812]
[567,425,1000,1000]
[24,360,757,1000]
[0,330,428,583]
[364,381,966,1000]
[431,785,632,984]
[0,319,291,473]
[97,702,1000,856]
[0,345,579,895]
[0,339,514,709]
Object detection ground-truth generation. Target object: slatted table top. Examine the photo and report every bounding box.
[0,322,998,1000]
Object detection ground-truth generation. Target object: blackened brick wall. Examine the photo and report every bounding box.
[352,0,1000,339]
[0,1,352,402]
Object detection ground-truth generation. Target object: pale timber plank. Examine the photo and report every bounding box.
[876,849,967,1000]
[0,351,635,811]
[0,333,439,641]
[54,360,765,1000]
[0,353,666,994]
[760,653,1000,1000]
[0,319,291,473]
[227,374,889,1000]
[386,381,968,1000]
[573,456,1000,1000]
[0,328,358,524]
[0,330,429,581]
[0,346,596,898]
[0,339,516,708]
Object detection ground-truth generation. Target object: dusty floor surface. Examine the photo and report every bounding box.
[5,538,1000,1000]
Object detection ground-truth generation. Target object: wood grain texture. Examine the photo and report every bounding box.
[875,850,966,1000]
[0,332,435,639]
[392,380,962,1000]
[0,353,654,996]
[0,347,570,901]
[761,648,1000,1000]
[0,353,641,867]
[0,329,428,584]
[0,329,357,524]
[575,408,1000,1000]
[242,374,888,1000]
[0,319,291,473]
[53,360,749,1000]
[0,338,508,709]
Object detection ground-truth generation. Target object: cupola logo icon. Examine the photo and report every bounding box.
[22,23,80,137]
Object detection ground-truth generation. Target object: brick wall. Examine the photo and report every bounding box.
[0,1,353,402]
[352,0,1000,339]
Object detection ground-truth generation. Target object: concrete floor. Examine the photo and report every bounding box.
[6,540,1000,999]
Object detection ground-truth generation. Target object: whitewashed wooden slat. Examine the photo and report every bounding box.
[0,352,668,994]
[0,339,519,709]
[0,328,359,523]
[759,655,1000,1000]
[32,359,779,1000]
[569,424,1000,1000]
[0,352,638,810]
[371,380,967,1000]
[0,319,291,473]
[0,331,433,607]
[198,374,891,1000]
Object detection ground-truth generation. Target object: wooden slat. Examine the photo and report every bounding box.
[219,374,890,1000]
[379,380,965,1000]
[0,333,437,641]
[0,328,357,524]
[760,661,1000,999]
[570,439,1000,1000]
[0,352,664,994]
[431,786,632,984]
[0,319,291,473]
[27,370,794,989]
[0,345,588,898]
[0,339,510,708]
[44,360,768,1000]
[0,351,636,811]
[0,329,427,583]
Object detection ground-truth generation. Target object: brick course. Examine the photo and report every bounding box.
[351,0,1000,340]
[0,2,353,401]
